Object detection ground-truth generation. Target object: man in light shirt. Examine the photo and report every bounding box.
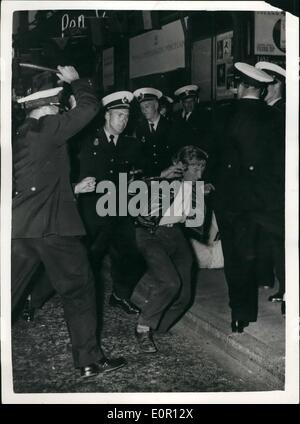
[133,146,209,353]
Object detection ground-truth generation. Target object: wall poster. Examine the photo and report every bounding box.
[215,31,234,100]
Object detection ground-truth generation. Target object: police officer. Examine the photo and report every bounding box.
[212,62,283,332]
[255,61,286,305]
[159,95,174,121]
[256,61,286,112]
[12,66,126,377]
[77,91,143,315]
[133,87,176,176]
[173,84,211,152]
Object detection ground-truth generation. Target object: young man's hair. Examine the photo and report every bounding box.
[173,145,208,167]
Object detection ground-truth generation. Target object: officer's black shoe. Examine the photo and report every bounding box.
[80,357,126,378]
[22,296,35,322]
[109,294,140,315]
[268,292,284,302]
[231,320,249,333]
[135,329,157,353]
[281,301,286,316]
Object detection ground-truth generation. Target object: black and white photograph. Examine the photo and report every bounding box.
[1,0,299,405]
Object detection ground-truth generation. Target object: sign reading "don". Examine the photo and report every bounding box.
[61,13,86,37]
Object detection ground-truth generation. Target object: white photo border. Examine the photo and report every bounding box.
[1,0,299,404]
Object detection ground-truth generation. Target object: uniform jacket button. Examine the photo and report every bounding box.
[227,164,232,168]
[30,187,36,191]
[110,158,114,162]
[110,170,114,173]
[249,165,254,171]
[93,152,97,155]
[153,144,156,148]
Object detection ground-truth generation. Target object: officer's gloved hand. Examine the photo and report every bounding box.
[56,65,79,84]
[74,177,96,194]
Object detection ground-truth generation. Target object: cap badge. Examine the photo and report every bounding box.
[137,93,144,101]
[122,97,129,104]
[185,90,190,96]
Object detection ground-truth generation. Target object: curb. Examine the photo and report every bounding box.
[173,305,285,390]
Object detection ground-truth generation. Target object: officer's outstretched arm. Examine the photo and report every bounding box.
[40,66,100,144]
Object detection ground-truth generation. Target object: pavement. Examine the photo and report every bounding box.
[131,266,285,391]
[11,256,286,393]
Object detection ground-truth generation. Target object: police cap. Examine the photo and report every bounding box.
[174,85,199,100]
[102,91,134,110]
[255,61,286,82]
[234,62,274,88]
[133,87,163,103]
[17,87,64,111]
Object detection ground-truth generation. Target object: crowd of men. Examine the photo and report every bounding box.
[11,60,286,378]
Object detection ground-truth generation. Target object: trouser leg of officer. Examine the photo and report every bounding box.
[40,235,103,367]
[110,217,144,300]
[255,229,275,288]
[135,226,184,330]
[27,268,56,309]
[12,236,103,368]
[216,213,258,322]
[157,226,193,332]
[268,233,285,295]
[11,239,41,314]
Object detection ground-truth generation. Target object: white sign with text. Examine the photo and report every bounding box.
[129,20,185,79]
[255,11,285,55]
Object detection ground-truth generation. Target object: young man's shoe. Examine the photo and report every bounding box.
[135,328,157,353]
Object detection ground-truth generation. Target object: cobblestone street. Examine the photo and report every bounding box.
[12,291,266,394]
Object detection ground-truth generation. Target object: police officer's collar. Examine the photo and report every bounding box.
[103,126,119,144]
[148,114,161,129]
[268,96,283,107]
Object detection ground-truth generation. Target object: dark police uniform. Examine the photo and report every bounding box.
[255,96,286,292]
[12,78,104,368]
[254,60,286,299]
[173,85,212,153]
[77,124,144,300]
[135,115,174,177]
[172,105,212,153]
[212,96,284,324]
